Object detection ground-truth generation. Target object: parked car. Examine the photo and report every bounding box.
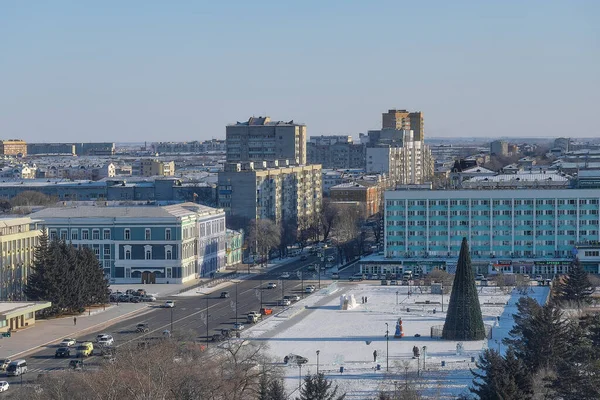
[220,291,230,298]
[288,294,300,302]
[55,347,71,358]
[475,274,485,280]
[281,272,290,279]
[247,312,261,323]
[97,334,114,346]
[283,354,308,364]
[136,323,150,333]
[233,322,245,331]
[164,300,175,308]
[305,285,315,293]
[0,381,8,392]
[278,299,291,306]
[136,289,147,296]
[141,294,156,302]
[307,264,316,271]
[0,359,10,371]
[130,296,140,303]
[349,274,364,282]
[76,342,94,357]
[267,282,277,289]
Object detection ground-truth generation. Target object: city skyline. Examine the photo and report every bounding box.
[1,1,598,142]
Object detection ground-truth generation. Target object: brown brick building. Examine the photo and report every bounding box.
[0,140,27,156]
[329,181,381,217]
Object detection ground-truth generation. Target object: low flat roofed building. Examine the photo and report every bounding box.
[0,301,51,333]
[330,181,381,217]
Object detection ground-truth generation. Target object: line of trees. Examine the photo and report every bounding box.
[24,229,109,317]
[12,340,345,400]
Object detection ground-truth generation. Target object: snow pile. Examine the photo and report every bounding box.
[339,294,358,310]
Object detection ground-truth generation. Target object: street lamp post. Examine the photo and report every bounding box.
[316,350,320,375]
[170,306,174,333]
[441,283,444,312]
[396,291,399,305]
[319,255,324,289]
[385,323,389,372]
[298,363,303,391]
[206,295,210,347]
[422,346,427,372]
[235,281,239,323]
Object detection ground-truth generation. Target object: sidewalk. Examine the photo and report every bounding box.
[0,302,152,359]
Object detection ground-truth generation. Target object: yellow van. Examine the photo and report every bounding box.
[76,342,94,357]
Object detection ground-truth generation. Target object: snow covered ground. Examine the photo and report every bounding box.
[242,282,550,399]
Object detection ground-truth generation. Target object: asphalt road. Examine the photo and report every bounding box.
[2,248,341,384]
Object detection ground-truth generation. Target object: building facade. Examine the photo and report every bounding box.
[226,117,307,165]
[371,189,600,277]
[31,203,226,283]
[366,129,434,186]
[226,229,244,267]
[218,162,322,226]
[134,159,176,177]
[0,218,41,301]
[307,142,366,169]
[330,181,381,217]
[381,110,424,141]
[0,140,27,157]
[490,140,508,156]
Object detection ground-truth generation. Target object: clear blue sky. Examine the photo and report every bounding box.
[1,0,598,142]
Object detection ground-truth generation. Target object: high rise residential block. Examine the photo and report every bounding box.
[218,162,322,226]
[307,141,366,169]
[226,116,307,165]
[382,110,424,141]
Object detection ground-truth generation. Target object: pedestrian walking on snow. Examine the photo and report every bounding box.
[373,350,378,362]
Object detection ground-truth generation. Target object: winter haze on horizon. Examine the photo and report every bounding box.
[1,0,598,142]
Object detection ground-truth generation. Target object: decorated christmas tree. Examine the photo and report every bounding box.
[442,237,486,340]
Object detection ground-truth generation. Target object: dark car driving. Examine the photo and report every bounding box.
[55,347,71,358]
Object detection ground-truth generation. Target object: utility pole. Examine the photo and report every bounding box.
[170,306,173,333]
[441,283,444,312]
[385,323,389,371]
[316,350,320,375]
[206,295,209,347]
[235,281,238,323]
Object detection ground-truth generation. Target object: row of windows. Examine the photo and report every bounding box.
[50,228,172,241]
[388,209,599,217]
[387,199,600,207]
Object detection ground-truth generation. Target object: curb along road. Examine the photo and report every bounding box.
[8,305,154,359]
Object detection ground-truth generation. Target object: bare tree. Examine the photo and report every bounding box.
[319,199,340,242]
[330,203,362,263]
[246,219,281,266]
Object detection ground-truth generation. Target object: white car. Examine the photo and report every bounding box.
[0,381,8,392]
[305,286,315,293]
[233,322,245,331]
[97,334,114,346]
[278,299,291,306]
[267,282,277,289]
[281,272,290,279]
[475,274,485,281]
[289,294,301,302]
[60,338,77,347]
[164,300,175,308]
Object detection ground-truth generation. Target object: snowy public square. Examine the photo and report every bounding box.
[242,281,550,399]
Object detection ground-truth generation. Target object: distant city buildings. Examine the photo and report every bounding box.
[307,136,365,169]
[152,139,226,154]
[26,142,115,156]
[133,159,176,177]
[382,110,425,141]
[31,202,227,283]
[226,117,307,165]
[490,140,509,156]
[0,140,27,157]
[218,162,321,226]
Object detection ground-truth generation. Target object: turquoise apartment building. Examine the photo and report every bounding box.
[360,189,600,277]
[31,203,226,284]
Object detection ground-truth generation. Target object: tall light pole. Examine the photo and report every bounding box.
[298,363,303,391]
[385,323,389,372]
[316,350,320,375]
[441,283,444,312]
[170,306,174,333]
[396,291,399,305]
[319,255,324,289]
[205,295,210,347]
[422,346,427,372]
[235,281,239,323]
